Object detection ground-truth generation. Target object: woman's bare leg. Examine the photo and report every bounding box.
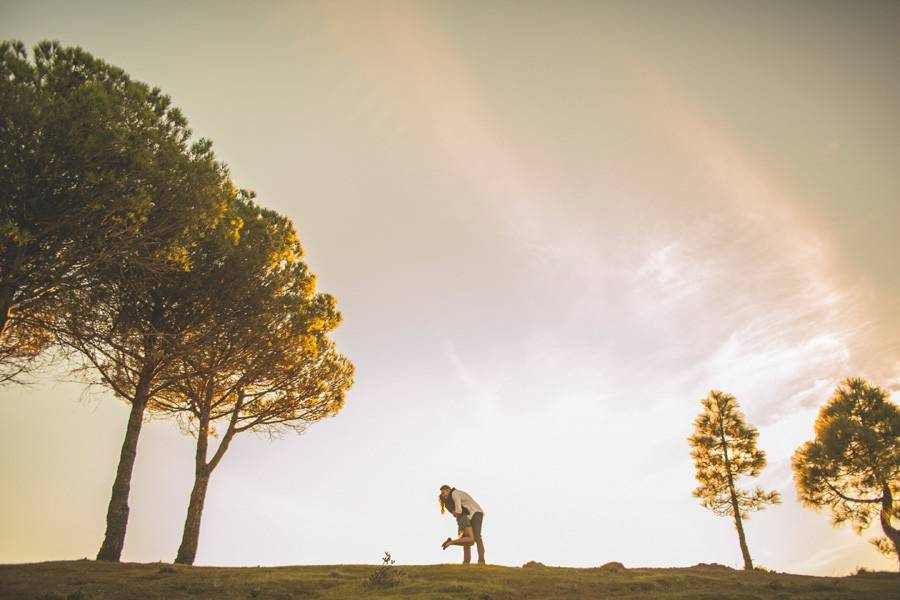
[448,526,475,547]
[448,526,475,564]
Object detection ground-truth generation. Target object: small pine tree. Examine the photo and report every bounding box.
[689,390,781,570]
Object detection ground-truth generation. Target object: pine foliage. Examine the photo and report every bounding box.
[690,390,781,519]
[792,377,899,565]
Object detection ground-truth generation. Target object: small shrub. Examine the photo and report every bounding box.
[159,565,176,574]
[691,562,734,570]
[365,551,406,590]
[598,561,625,571]
[522,560,545,569]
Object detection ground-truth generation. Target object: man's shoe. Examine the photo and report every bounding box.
[441,537,452,550]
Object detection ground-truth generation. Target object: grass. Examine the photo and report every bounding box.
[0,559,897,600]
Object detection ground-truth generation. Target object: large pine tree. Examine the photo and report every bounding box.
[148,199,354,565]
[13,41,236,562]
[689,390,780,570]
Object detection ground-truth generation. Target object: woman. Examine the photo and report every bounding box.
[438,490,475,557]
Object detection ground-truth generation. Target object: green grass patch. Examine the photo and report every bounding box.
[0,560,896,600]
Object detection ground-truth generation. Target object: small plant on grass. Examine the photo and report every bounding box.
[522,560,546,568]
[365,551,406,590]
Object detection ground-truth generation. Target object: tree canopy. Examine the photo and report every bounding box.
[792,377,900,567]
[0,40,227,380]
[146,198,353,564]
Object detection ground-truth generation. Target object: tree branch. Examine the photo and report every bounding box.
[826,481,883,505]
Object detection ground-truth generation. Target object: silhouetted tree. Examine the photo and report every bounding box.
[0,41,219,381]
[689,390,780,570]
[58,174,234,562]
[17,40,239,561]
[147,201,353,565]
[792,377,900,569]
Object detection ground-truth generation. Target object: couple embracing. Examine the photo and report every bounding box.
[438,484,486,565]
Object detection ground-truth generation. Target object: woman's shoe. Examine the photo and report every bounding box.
[441,537,453,550]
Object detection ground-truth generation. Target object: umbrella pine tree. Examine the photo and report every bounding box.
[792,377,900,569]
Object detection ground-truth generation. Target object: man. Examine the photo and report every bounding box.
[439,484,485,565]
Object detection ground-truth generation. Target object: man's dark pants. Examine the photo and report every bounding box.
[463,512,485,565]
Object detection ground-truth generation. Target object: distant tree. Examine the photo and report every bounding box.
[792,377,900,569]
[147,201,353,565]
[689,390,781,570]
[0,41,219,380]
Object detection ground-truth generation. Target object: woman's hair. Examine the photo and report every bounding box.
[439,487,455,515]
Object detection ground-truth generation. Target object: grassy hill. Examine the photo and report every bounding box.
[1,560,896,600]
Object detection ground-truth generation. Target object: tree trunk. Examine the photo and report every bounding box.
[95,382,150,561]
[174,393,241,565]
[728,480,753,570]
[175,410,212,566]
[880,482,900,571]
[174,468,211,565]
[0,286,13,339]
[1,247,25,339]
[721,427,753,570]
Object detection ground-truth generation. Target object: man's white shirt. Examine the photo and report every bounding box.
[451,489,484,517]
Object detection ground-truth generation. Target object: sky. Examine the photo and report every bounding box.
[1,0,899,576]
